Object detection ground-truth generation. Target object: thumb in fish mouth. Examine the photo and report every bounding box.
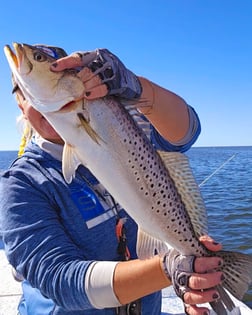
[50,54,82,70]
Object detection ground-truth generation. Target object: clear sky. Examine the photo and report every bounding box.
[0,0,251,150]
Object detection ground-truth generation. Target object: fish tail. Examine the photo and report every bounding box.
[220,251,252,300]
[211,250,252,314]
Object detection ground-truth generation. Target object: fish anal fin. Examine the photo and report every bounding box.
[157,151,208,237]
[62,144,83,183]
[210,298,228,315]
[137,227,169,259]
[209,284,242,315]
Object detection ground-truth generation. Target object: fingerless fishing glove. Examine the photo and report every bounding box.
[162,249,195,301]
[77,49,142,99]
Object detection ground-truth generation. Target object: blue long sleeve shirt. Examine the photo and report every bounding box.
[0,107,200,315]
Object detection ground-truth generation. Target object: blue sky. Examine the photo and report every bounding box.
[0,0,251,150]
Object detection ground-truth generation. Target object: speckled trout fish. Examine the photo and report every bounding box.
[4,43,252,315]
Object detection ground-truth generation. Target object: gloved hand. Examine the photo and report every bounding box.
[161,241,224,315]
[162,249,196,301]
[76,49,142,99]
[51,49,142,100]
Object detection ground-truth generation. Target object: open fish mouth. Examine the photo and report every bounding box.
[4,44,76,112]
[4,43,32,74]
[4,44,20,69]
[3,43,86,113]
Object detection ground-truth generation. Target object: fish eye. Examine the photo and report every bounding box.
[33,51,47,62]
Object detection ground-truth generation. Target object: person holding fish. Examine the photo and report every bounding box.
[2,44,251,315]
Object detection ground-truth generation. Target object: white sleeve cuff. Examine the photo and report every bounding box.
[85,261,121,309]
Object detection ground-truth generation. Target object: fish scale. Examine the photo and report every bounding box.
[4,42,252,315]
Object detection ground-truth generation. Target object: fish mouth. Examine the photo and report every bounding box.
[4,43,32,98]
[4,43,21,70]
[4,42,85,113]
[4,43,34,77]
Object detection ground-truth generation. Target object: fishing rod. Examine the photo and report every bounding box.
[199,153,237,188]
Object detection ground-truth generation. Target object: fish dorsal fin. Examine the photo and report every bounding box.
[136,227,169,259]
[157,151,208,237]
[62,144,83,184]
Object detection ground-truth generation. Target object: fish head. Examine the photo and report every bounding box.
[4,43,85,113]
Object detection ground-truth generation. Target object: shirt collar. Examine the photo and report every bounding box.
[34,134,63,161]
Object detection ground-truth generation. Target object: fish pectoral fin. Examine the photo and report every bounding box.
[62,144,83,183]
[136,227,169,259]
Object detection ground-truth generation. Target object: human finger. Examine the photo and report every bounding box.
[185,304,210,315]
[199,235,222,252]
[84,75,101,90]
[189,271,224,290]
[77,67,96,83]
[194,256,223,273]
[77,67,108,99]
[85,85,108,100]
[50,53,83,71]
[184,287,220,305]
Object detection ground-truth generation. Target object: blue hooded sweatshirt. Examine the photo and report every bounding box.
[0,108,200,315]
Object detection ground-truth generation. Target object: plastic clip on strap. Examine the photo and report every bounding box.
[115,218,131,261]
[115,218,142,315]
